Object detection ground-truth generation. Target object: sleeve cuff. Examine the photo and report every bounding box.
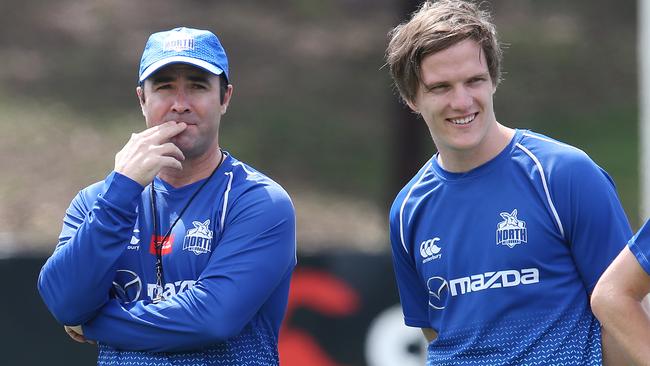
[100,172,145,211]
[628,239,650,276]
[404,316,431,329]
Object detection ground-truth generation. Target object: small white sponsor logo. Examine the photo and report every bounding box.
[128,229,140,250]
[427,276,448,309]
[420,237,442,263]
[112,269,197,302]
[147,280,196,300]
[112,270,142,303]
[183,220,213,255]
[426,268,540,310]
[496,209,527,248]
[448,268,539,296]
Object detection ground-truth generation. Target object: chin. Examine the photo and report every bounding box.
[182,143,213,159]
[171,133,191,145]
[448,138,483,152]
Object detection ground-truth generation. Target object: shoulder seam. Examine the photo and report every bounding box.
[515,143,565,238]
[220,172,235,233]
[522,132,583,153]
[231,161,260,176]
[399,160,433,254]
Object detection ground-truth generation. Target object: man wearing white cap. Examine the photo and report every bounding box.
[38,27,297,365]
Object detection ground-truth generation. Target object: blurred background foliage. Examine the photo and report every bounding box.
[0,0,638,255]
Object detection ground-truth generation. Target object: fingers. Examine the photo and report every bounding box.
[158,155,184,171]
[158,121,187,142]
[64,325,88,344]
[114,122,188,185]
[140,121,187,143]
[152,142,185,163]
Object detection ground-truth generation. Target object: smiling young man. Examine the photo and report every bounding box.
[38,27,296,365]
[385,1,632,364]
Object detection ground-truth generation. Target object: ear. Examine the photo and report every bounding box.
[405,98,419,114]
[136,86,146,117]
[220,84,234,114]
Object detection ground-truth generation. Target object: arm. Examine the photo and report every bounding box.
[37,121,187,325]
[83,187,296,352]
[37,173,143,325]
[592,246,650,366]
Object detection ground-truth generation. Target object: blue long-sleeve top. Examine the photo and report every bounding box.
[38,153,296,364]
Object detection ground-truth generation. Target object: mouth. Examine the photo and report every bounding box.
[447,113,478,125]
[165,120,196,125]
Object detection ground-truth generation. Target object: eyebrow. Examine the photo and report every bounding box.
[423,81,448,89]
[150,75,174,84]
[468,72,490,79]
[423,72,490,88]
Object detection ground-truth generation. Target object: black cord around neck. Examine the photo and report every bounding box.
[149,149,226,302]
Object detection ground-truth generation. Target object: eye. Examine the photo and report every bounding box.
[154,83,173,91]
[468,77,486,85]
[427,84,449,94]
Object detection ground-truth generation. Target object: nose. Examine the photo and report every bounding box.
[449,86,473,111]
[171,89,190,114]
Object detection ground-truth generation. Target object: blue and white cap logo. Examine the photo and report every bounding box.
[163,31,195,52]
[138,27,229,83]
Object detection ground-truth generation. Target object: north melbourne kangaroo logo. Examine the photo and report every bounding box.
[496,209,527,248]
[183,219,213,255]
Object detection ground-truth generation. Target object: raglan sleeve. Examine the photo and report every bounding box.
[82,184,297,352]
[37,172,143,325]
[551,152,632,293]
[389,195,430,328]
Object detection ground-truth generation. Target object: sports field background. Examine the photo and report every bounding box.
[0,0,639,365]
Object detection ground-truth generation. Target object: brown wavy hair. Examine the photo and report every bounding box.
[386,0,503,104]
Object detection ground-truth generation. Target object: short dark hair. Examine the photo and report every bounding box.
[217,74,228,105]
